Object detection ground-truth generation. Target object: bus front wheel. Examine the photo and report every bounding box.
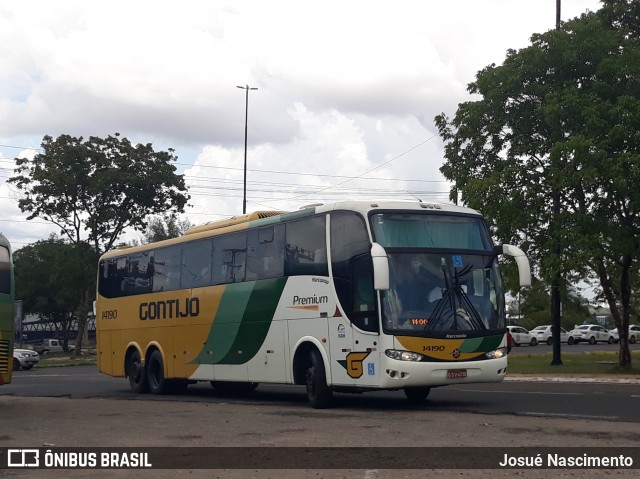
[305,349,333,409]
[404,386,431,402]
[127,349,149,394]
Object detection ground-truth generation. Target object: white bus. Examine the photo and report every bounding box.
[96,200,530,408]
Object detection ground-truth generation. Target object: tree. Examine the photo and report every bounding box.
[435,0,640,368]
[9,133,190,253]
[141,213,192,243]
[14,236,96,351]
[9,133,191,354]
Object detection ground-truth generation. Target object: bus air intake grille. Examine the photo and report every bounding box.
[0,339,9,373]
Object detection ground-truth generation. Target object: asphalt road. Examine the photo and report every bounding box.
[3,365,640,423]
[2,366,640,479]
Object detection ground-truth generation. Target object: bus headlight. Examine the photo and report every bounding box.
[385,349,424,362]
[485,347,508,359]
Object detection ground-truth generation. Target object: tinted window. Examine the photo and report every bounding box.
[152,246,182,292]
[212,233,247,284]
[285,216,328,277]
[331,211,370,278]
[330,211,377,332]
[247,225,284,281]
[0,245,10,295]
[181,239,213,289]
[371,213,492,250]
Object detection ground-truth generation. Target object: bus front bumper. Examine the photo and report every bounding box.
[378,356,508,389]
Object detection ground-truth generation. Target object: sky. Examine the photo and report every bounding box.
[0,0,603,249]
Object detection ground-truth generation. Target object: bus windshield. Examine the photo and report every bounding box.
[371,212,503,334]
[381,252,504,334]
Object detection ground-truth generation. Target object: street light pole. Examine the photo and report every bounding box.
[237,84,258,214]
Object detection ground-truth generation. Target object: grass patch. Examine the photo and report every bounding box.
[38,352,98,368]
[508,351,640,376]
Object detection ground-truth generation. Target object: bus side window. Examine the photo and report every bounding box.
[152,246,182,292]
[212,233,247,284]
[0,246,9,295]
[181,239,213,288]
[285,216,328,277]
[330,211,378,332]
[247,225,284,281]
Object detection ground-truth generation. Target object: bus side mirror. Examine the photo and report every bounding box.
[496,244,531,287]
[371,242,389,291]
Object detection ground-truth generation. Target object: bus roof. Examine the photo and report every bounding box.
[99,200,482,260]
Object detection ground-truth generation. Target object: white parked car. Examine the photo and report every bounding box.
[569,324,615,345]
[530,325,575,345]
[610,325,640,344]
[12,348,40,371]
[507,326,538,346]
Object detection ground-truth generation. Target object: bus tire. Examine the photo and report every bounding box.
[404,386,431,402]
[127,349,149,394]
[147,350,168,395]
[305,349,333,409]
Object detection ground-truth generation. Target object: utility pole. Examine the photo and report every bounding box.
[237,84,258,214]
[550,0,563,365]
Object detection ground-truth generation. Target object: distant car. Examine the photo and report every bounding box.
[507,326,538,346]
[569,324,615,345]
[530,325,575,345]
[33,338,75,355]
[12,348,40,371]
[610,325,640,344]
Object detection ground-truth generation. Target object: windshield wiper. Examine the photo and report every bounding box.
[426,261,486,331]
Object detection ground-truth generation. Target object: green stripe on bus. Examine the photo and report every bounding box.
[193,282,255,364]
[192,278,287,365]
[218,277,287,364]
[459,335,502,353]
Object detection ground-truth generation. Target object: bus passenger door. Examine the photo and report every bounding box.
[331,255,380,387]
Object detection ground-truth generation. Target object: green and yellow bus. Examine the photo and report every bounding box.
[96,200,530,407]
[0,233,15,385]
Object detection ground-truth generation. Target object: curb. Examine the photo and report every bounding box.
[505,375,640,384]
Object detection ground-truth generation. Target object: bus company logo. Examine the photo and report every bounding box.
[452,348,461,359]
[337,324,345,338]
[337,351,371,379]
[139,297,200,321]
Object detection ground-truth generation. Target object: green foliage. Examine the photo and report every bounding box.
[9,133,190,254]
[14,236,97,342]
[141,213,192,244]
[435,1,640,368]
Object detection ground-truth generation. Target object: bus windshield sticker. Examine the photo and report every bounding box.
[452,255,463,268]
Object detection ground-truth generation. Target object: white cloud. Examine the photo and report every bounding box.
[0,0,602,247]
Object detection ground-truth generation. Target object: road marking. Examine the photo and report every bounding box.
[453,388,581,396]
[521,412,619,421]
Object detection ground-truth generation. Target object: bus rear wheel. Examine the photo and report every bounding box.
[127,349,148,394]
[404,386,431,402]
[147,350,168,395]
[305,349,333,409]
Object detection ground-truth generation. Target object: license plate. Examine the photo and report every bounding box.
[447,369,467,379]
